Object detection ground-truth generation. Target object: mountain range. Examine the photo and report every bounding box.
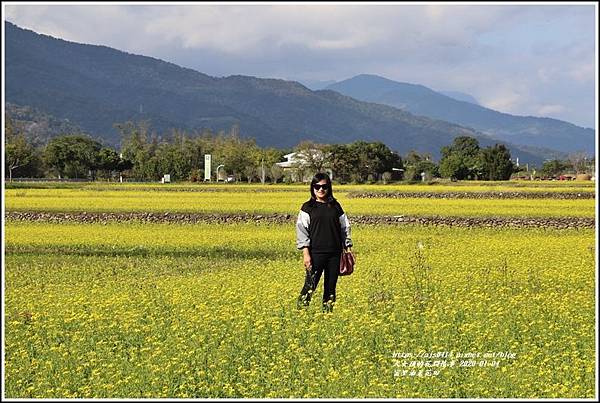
[299,79,481,106]
[326,75,595,155]
[437,91,480,105]
[5,21,593,165]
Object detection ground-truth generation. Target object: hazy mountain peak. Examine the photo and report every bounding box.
[326,73,594,155]
[295,79,337,91]
[438,90,480,105]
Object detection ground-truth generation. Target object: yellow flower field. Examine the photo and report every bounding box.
[4,182,596,397]
[4,220,596,398]
[5,188,595,217]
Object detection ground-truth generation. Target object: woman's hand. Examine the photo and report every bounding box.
[303,248,312,271]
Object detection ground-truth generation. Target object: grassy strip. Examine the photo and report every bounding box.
[5,189,595,218]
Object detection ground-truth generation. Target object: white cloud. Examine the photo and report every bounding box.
[567,63,595,83]
[481,91,525,114]
[537,104,567,116]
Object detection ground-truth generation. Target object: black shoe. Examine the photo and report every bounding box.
[322,301,334,313]
[297,294,310,309]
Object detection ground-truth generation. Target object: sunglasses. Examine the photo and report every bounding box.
[313,184,330,191]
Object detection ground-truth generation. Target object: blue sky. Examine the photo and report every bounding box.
[4,2,597,128]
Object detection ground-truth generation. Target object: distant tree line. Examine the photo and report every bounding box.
[5,118,595,183]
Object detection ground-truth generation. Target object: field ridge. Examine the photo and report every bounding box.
[5,211,595,229]
[347,191,595,199]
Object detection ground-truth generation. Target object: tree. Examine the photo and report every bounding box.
[404,150,427,166]
[115,120,153,180]
[540,159,572,177]
[96,147,121,179]
[381,171,392,184]
[215,132,257,182]
[366,141,403,179]
[439,136,481,180]
[5,117,35,181]
[414,160,439,181]
[480,144,514,181]
[43,135,102,179]
[151,131,197,181]
[291,160,309,183]
[255,147,284,184]
[567,151,591,174]
[117,158,134,182]
[403,150,437,181]
[324,143,357,183]
[270,164,284,184]
[294,140,331,174]
[343,141,402,182]
[439,153,464,180]
[447,136,480,157]
[349,141,373,182]
[243,161,259,183]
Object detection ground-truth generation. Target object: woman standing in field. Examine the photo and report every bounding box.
[296,172,352,313]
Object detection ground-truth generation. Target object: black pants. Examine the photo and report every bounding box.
[300,251,341,303]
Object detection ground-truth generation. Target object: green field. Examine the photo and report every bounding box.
[3,182,597,398]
